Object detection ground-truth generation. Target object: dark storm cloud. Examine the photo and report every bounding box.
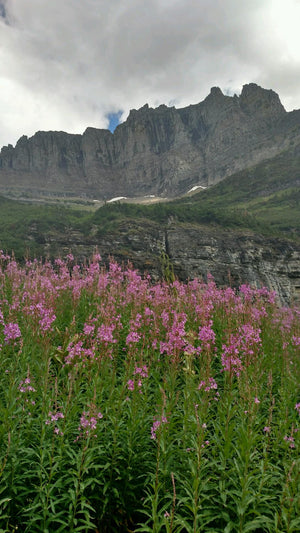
[0,0,299,147]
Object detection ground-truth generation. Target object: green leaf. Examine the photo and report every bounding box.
[224,523,235,533]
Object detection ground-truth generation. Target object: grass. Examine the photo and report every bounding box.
[0,254,299,532]
[0,196,91,260]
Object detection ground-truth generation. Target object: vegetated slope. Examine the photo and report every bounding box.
[177,141,300,239]
[0,195,90,260]
[90,142,300,241]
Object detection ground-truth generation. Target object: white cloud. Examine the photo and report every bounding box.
[0,0,300,147]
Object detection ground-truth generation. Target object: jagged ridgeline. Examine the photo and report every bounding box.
[0,83,299,200]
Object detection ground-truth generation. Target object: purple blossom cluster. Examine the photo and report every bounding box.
[97,323,117,344]
[45,409,65,436]
[18,377,36,394]
[0,253,299,454]
[4,322,21,343]
[292,336,300,347]
[150,415,168,440]
[77,410,103,439]
[284,430,297,449]
[221,323,262,376]
[127,364,149,392]
[198,377,218,392]
[17,374,36,414]
[198,321,216,349]
[198,376,219,402]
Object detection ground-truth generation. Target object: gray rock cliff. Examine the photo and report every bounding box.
[1,83,299,199]
[28,220,300,307]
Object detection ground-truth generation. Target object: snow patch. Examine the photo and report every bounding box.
[187,185,207,193]
[107,196,127,203]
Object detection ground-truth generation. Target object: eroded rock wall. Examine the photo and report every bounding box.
[1,84,299,199]
[30,220,300,306]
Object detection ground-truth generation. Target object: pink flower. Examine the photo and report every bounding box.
[292,336,300,347]
[45,409,65,436]
[198,377,218,392]
[83,323,95,336]
[77,409,103,439]
[198,322,215,348]
[201,440,210,448]
[134,365,148,378]
[126,331,141,344]
[150,416,168,440]
[49,411,64,422]
[39,313,56,332]
[127,379,135,391]
[254,397,260,404]
[97,323,116,343]
[18,378,36,394]
[263,426,270,433]
[4,322,21,343]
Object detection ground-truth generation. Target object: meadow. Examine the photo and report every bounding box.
[0,252,299,532]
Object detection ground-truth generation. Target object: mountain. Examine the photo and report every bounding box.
[1,83,300,200]
[0,83,300,305]
[0,137,299,306]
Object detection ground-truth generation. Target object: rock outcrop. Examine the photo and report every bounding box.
[1,83,299,199]
[28,219,300,306]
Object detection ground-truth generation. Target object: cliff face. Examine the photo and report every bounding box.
[165,225,300,306]
[1,83,299,199]
[28,219,300,307]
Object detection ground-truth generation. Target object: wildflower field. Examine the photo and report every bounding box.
[0,253,299,533]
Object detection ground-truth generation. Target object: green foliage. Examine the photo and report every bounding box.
[160,250,175,283]
[0,256,299,531]
[0,197,89,260]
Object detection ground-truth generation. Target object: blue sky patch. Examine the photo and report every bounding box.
[107,111,123,133]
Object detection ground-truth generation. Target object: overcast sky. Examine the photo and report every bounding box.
[0,0,300,147]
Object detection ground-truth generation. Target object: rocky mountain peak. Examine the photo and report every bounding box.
[239,83,286,119]
[127,103,150,121]
[16,135,28,146]
[208,86,224,98]
[202,86,231,107]
[0,83,298,200]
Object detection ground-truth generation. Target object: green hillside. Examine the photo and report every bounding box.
[0,196,90,259]
[0,143,299,259]
[181,142,300,237]
[91,143,300,240]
